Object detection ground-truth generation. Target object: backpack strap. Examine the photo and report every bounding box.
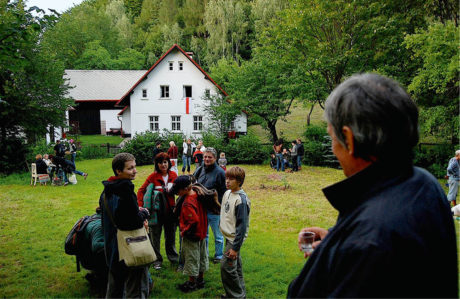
[102,193,117,229]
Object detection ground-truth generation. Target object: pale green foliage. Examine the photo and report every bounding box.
[75,40,113,69]
[251,0,286,37]
[106,0,134,48]
[161,23,183,52]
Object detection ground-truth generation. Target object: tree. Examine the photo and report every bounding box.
[404,21,459,144]
[202,94,240,139]
[0,1,73,173]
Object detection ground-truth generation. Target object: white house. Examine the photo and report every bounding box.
[116,44,247,138]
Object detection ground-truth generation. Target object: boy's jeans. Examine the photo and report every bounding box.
[297,155,302,169]
[182,155,191,173]
[221,240,246,298]
[206,213,224,260]
[276,153,284,171]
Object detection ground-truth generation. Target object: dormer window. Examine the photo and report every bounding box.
[179,61,183,71]
[169,61,173,71]
[205,89,210,97]
[142,89,147,98]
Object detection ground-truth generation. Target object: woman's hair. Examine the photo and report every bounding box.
[169,141,175,147]
[154,152,171,172]
[35,154,42,160]
[112,153,135,176]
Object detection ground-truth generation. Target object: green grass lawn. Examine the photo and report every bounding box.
[67,135,124,146]
[0,159,458,298]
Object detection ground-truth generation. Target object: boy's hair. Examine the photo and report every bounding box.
[225,166,245,187]
[171,175,192,194]
[154,152,171,172]
[112,153,135,176]
[35,154,42,159]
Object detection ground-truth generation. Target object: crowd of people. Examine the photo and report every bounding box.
[34,138,87,186]
[67,73,459,298]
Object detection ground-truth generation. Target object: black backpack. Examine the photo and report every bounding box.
[64,215,99,272]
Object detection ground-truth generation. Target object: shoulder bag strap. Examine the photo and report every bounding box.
[102,193,118,229]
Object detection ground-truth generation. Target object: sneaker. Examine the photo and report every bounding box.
[64,182,69,186]
[212,258,222,264]
[176,264,184,272]
[196,278,205,289]
[153,261,162,270]
[177,281,197,293]
[83,173,88,180]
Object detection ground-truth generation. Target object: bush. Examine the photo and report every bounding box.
[301,124,330,166]
[27,139,54,162]
[414,143,455,178]
[225,133,269,164]
[304,124,327,142]
[122,131,162,166]
[0,137,30,175]
[79,145,112,160]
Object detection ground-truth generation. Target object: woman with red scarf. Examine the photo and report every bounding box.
[137,152,178,269]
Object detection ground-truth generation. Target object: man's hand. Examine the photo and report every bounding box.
[225,248,238,260]
[298,227,328,258]
[144,220,149,233]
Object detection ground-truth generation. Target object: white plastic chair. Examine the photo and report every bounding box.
[31,163,38,186]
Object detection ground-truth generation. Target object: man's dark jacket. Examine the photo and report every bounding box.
[288,162,458,298]
[193,162,226,209]
[99,178,147,271]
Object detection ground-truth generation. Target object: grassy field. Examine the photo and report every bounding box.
[67,135,124,146]
[0,159,458,298]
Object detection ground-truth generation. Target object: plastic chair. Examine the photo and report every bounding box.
[31,163,38,186]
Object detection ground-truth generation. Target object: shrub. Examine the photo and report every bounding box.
[27,139,54,162]
[0,137,30,175]
[304,124,327,142]
[225,133,269,164]
[79,145,112,160]
[301,124,330,166]
[122,131,162,166]
[414,143,455,178]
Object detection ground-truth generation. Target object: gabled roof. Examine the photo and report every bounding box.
[116,44,227,107]
[64,70,146,102]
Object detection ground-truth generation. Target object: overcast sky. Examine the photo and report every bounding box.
[26,0,85,14]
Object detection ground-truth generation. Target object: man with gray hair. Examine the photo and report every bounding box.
[193,147,226,263]
[446,149,460,206]
[288,73,457,298]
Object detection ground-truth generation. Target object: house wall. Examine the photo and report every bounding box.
[121,106,131,135]
[126,49,247,138]
[100,109,122,131]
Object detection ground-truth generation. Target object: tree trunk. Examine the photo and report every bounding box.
[307,103,315,126]
[268,122,278,143]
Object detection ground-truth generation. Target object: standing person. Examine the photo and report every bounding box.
[296,139,304,170]
[273,140,284,172]
[193,147,226,263]
[182,139,195,174]
[172,176,209,293]
[54,139,66,157]
[193,147,204,169]
[168,141,179,175]
[152,141,162,161]
[219,167,250,299]
[98,153,150,298]
[69,139,77,164]
[50,155,88,185]
[197,140,206,152]
[137,152,179,270]
[218,152,227,171]
[446,150,460,207]
[290,140,298,172]
[287,73,458,298]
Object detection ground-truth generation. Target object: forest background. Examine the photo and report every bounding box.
[0,0,458,174]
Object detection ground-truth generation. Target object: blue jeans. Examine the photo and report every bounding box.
[297,155,302,169]
[70,153,76,164]
[276,153,284,171]
[182,155,191,173]
[206,213,224,260]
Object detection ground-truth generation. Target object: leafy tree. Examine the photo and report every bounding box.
[106,0,134,48]
[123,0,144,19]
[0,1,73,173]
[113,48,145,69]
[404,21,459,143]
[74,40,114,69]
[202,94,240,139]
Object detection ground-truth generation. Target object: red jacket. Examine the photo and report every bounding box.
[167,146,178,159]
[180,193,207,241]
[137,170,177,211]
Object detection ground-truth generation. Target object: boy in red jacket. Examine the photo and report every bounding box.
[172,175,208,293]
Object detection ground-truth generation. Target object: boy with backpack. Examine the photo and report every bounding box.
[172,175,211,293]
[219,166,251,299]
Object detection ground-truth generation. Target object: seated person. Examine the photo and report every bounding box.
[282,148,291,168]
[35,154,48,174]
[270,154,276,169]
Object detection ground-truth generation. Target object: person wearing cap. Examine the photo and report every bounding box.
[172,175,209,293]
[193,147,226,263]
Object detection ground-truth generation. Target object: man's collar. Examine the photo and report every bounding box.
[204,162,217,171]
[322,161,413,214]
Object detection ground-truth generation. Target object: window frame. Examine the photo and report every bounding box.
[142,89,148,99]
[179,61,183,71]
[168,61,174,71]
[183,85,192,98]
[171,115,181,131]
[160,85,170,99]
[149,115,159,132]
[193,115,203,131]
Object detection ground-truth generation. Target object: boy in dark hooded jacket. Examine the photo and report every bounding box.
[99,153,150,298]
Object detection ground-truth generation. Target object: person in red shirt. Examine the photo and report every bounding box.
[172,175,209,293]
[137,152,178,269]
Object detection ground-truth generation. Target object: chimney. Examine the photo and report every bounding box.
[186,51,194,60]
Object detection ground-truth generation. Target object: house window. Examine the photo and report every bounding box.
[142,89,147,98]
[193,116,203,131]
[161,85,169,98]
[169,61,173,71]
[183,86,192,98]
[230,120,236,130]
[171,116,181,131]
[179,61,183,71]
[204,89,210,98]
[149,116,159,132]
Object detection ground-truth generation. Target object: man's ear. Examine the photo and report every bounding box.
[115,169,122,176]
[342,126,355,155]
